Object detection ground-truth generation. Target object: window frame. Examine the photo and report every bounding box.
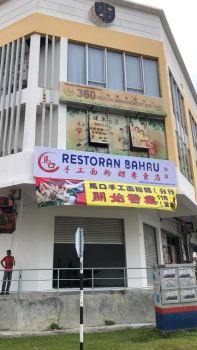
[67,42,161,97]
[169,72,193,183]
[87,45,106,87]
[190,112,197,163]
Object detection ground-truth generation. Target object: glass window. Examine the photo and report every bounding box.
[67,43,86,84]
[126,55,142,93]
[190,112,197,162]
[67,42,161,97]
[88,47,105,87]
[107,51,124,91]
[144,59,160,97]
[169,72,192,183]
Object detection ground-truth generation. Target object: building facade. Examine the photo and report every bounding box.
[0,0,197,292]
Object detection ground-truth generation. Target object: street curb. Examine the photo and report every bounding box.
[0,323,155,338]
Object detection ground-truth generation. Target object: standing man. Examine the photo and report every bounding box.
[0,250,15,295]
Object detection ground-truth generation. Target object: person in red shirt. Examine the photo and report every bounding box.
[0,250,15,295]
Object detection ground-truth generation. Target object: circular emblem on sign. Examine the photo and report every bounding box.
[89,1,115,27]
[38,152,60,173]
[64,87,75,97]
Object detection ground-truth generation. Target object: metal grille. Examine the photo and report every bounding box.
[54,216,125,244]
[144,223,158,284]
[36,35,60,148]
[0,37,29,156]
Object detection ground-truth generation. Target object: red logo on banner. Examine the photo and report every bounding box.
[38,152,60,173]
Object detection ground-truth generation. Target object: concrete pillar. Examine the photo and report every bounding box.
[23,34,41,151]
[57,37,68,149]
[124,209,147,288]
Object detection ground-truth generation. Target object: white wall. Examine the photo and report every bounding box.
[161,26,197,115]
[176,168,196,204]
[1,182,196,292]
[0,151,34,188]
[0,0,161,42]
[0,185,158,292]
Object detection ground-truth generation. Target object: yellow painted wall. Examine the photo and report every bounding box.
[183,99,197,200]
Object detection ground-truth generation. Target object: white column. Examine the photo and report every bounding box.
[57,37,68,149]
[124,209,147,288]
[23,34,41,151]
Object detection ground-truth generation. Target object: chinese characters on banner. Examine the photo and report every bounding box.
[85,181,176,210]
[35,178,176,211]
[34,147,177,211]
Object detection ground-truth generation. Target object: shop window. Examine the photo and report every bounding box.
[107,51,124,91]
[143,59,160,97]
[67,43,86,84]
[67,42,161,97]
[126,55,142,94]
[88,47,105,87]
[66,107,168,159]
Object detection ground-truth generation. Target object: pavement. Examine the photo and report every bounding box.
[0,323,155,338]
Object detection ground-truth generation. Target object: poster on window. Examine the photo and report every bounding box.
[129,116,167,159]
[66,108,168,159]
[66,108,88,150]
[130,119,149,148]
[89,111,109,144]
[108,114,129,155]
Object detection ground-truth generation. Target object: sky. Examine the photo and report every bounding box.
[131,0,197,90]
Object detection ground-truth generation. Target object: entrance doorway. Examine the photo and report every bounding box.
[143,223,158,284]
[53,216,126,288]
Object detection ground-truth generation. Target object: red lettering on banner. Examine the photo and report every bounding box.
[64,165,70,173]
[143,172,149,180]
[127,194,140,204]
[144,196,158,205]
[118,171,126,178]
[104,169,112,177]
[154,174,161,181]
[131,171,137,179]
[76,167,85,173]
[110,193,125,203]
[92,192,106,202]
[90,168,98,175]
[41,155,57,170]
